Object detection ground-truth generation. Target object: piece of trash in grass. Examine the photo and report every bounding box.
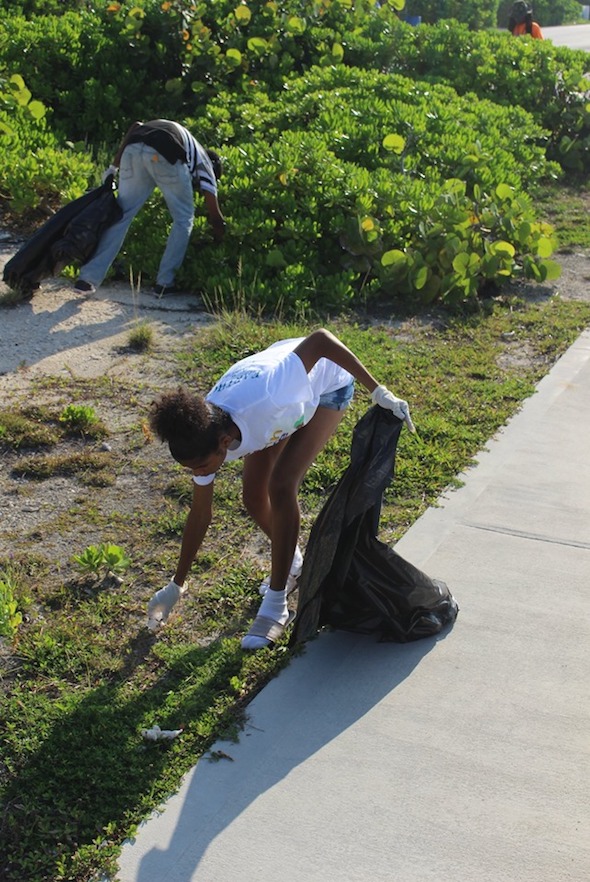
[141,724,183,742]
[208,750,234,762]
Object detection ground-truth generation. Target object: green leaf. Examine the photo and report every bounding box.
[27,100,46,120]
[413,265,429,290]
[235,4,252,24]
[265,248,287,268]
[226,48,243,67]
[381,249,406,268]
[495,183,514,202]
[443,178,466,196]
[331,43,344,62]
[452,252,470,273]
[489,240,515,258]
[538,259,561,281]
[536,237,554,258]
[517,221,531,245]
[247,37,268,55]
[286,16,306,35]
[382,133,405,154]
[8,74,25,90]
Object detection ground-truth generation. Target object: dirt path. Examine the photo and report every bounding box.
[0,237,213,402]
[2,238,589,396]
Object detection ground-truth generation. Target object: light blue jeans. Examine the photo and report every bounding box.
[79,142,195,288]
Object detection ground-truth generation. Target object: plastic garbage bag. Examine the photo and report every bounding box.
[292,406,458,644]
[3,176,121,294]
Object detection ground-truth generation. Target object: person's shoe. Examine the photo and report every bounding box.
[153,283,179,296]
[74,279,96,294]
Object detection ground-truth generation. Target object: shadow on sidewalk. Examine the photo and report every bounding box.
[129,627,451,880]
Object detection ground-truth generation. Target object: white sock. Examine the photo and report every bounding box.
[290,545,304,577]
[242,587,289,650]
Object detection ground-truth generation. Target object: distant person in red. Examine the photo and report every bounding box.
[508,1,544,39]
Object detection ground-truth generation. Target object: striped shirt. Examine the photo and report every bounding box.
[173,122,218,196]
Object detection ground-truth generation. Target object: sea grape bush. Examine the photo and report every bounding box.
[120,65,558,309]
[378,180,560,306]
[1,4,588,164]
[0,3,585,309]
[378,20,590,172]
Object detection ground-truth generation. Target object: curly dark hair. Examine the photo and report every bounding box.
[149,388,233,462]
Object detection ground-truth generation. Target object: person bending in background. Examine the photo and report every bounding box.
[147,328,415,650]
[508,1,544,39]
[75,119,225,297]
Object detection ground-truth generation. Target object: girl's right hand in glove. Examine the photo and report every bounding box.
[147,580,186,631]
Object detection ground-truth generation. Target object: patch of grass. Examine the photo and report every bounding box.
[0,406,60,449]
[13,449,117,486]
[127,320,155,352]
[0,571,23,639]
[534,177,590,251]
[0,285,35,307]
[2,297,590,882]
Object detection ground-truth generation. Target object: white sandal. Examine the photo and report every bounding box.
[241,610,297,649]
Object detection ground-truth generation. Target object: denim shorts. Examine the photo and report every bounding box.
[318,379,355,411]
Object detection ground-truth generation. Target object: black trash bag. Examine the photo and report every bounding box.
[291,406,458,645]
[3,177,121,295]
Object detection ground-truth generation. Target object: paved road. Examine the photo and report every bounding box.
[543,23,590,51]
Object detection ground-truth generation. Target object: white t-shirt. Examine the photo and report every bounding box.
[193,338,353,485]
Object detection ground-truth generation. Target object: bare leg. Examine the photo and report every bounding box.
[242,437,288,539]
[267,406,345,593]
[242,406,345,649]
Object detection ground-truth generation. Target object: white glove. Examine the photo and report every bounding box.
[371,385,416,433]
[142,724,183,741]
[101,164,118,184]
[147,580,186,631]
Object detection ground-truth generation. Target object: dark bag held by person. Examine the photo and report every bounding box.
[292,406,459,645]
[3,177,122,295]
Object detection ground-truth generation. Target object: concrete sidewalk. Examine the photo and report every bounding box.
[116,329,590,882]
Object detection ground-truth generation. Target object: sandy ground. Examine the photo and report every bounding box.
[1,234,589,397]
[0,235,214,402]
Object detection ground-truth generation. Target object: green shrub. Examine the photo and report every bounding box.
[0,8,183,144]
[1,2,585,312]
[0,73,94,211]
[119,65,557,311]
[377,20,590,172]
